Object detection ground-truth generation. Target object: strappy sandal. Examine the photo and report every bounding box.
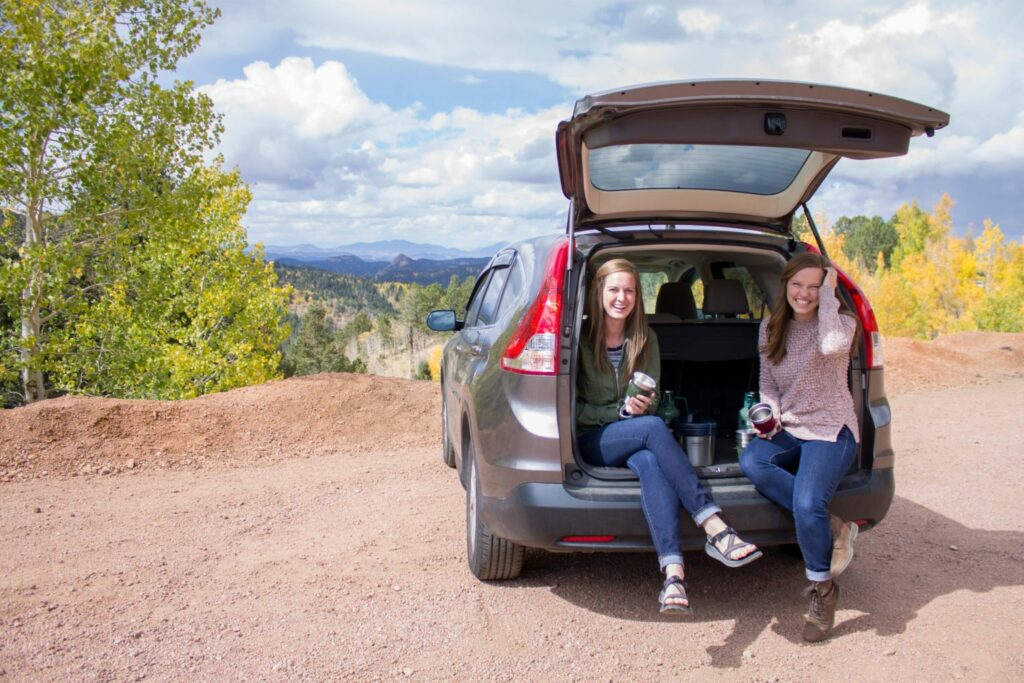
[658,575,693,614]
[705,527,764,568]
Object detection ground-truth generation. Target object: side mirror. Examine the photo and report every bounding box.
[426,309,460,332]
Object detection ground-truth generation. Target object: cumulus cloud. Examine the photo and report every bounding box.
[193,1,1024,243]
[200,58,568,247]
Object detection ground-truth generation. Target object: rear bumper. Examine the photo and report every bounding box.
[479,468,895,551]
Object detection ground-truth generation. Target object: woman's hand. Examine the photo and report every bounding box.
[823,266,838,292]
[624,392,653,416]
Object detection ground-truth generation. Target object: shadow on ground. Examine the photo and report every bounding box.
[502,495,1024,668]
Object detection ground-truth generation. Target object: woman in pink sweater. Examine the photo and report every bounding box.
[740,252,860,643]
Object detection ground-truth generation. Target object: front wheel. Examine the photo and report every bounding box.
[465,440,524,580]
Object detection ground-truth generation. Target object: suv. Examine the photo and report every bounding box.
[427,80,949,580]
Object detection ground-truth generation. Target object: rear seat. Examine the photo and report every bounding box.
[650,279,758,362]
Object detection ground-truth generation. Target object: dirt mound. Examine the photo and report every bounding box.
[883,332,1024,394]
[2,332,1021,483]
[0,373,440,481]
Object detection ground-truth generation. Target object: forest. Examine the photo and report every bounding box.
[798,194,1023,338]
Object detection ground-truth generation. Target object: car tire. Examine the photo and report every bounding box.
[465,439,524,580]
[441,395,455,468]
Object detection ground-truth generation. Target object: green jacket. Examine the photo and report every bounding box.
[576,330,661,431]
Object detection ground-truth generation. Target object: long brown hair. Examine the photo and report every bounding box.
[586,258,650,377]
[763,252,858,365]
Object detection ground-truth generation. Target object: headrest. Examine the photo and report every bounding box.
[655,281,698,320]
[702,279,750,316]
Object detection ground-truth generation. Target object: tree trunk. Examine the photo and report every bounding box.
[20,206,46,403]
[408,324,415,378]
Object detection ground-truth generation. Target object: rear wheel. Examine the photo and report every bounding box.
[465,439,524,580]
[441,395,455,468]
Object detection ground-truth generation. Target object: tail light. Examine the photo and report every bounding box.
[803,243,883,370]
[500,238,569,374]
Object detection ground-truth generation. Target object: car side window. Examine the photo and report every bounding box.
[463,270,493,328]
[495,260,524,320]
[476,266,509,327]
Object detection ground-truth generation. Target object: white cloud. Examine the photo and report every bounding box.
[200,57,568,247]
[676,8,722,36]
[192,1,1024,243]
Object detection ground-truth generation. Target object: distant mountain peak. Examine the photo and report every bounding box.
[391,253,413,267]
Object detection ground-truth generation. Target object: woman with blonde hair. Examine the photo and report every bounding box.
[740,252,860,642]
[577,258,761,614]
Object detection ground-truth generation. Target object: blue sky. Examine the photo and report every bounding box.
[175,0,1024,249]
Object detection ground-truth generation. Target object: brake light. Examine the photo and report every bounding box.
[803,244,883,370]
[500,238,569,374]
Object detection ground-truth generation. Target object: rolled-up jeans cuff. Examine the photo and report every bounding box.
[806,568,831,582]
[659,553,684,572]
[692,504,722,526]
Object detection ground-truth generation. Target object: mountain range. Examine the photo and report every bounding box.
[262,240,501,286]
[262,240,506,262]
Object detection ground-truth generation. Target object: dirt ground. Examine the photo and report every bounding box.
[1,332,1022,681]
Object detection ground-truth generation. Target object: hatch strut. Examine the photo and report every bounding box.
[565,198,576,276]
[801,203,829,258]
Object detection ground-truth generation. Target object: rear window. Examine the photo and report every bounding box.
[588,144,811,195]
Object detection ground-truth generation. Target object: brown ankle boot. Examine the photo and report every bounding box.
[802,579,839,642]
[830,515,858,577]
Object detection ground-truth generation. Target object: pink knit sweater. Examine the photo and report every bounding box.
[758,285,860,443]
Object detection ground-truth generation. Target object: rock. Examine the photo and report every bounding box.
[126,459,136,469]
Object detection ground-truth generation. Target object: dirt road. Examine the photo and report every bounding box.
[1,334,1023,681]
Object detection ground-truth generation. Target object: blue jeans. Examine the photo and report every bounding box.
[578,416,721,571]
[739,427,857,581]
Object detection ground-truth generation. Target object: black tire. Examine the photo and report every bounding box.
[441,395,456,468]
[465,439,524,580]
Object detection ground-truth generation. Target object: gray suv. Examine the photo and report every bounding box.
[427,80,949,580]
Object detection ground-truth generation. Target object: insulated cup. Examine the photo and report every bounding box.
[748,402,777,435]
[625,371,657,399]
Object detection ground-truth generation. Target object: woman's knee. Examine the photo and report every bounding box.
[632,415,668,434]
[792,490,829,519]
[627,448,658,471]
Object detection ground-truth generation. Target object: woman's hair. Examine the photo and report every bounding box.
[585,258,650,377]
[763,252,858,365]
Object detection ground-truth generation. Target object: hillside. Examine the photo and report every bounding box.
[273,264,397,317]
[271,253,488,286]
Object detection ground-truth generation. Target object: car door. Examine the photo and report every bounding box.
[447,251,517,466]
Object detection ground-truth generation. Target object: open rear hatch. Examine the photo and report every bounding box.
[556,80,949,233]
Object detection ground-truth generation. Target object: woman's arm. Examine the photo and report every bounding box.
[576,343,623,427]
[818,268,857,356]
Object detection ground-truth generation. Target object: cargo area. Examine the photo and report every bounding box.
[654,320,762,477]
[570,241,780,480]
